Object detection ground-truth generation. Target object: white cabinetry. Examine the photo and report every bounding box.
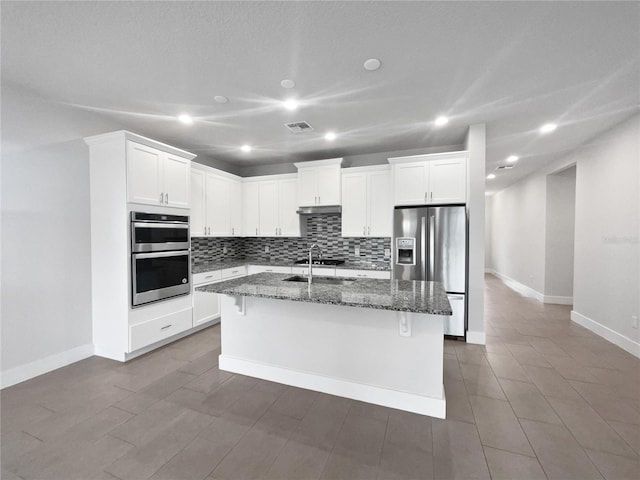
[192,271,223,327]
[191,165,242,237]
[242,175,300,237]
[247,265,292,275]
[389,151,467,206]
[334,269,391,279]
[84,131,197,361]
[341,166,392,237]
[127,140,191,209]
[294,158,343,206]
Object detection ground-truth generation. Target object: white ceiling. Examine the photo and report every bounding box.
[2,1,638,191]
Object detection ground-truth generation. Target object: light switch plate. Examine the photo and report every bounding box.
[354,246,360,256]
[223,245,228,254]
[265,245,270,253]
[384,248,391,258]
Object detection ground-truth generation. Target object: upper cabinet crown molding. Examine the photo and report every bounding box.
[293,157,343,169]
[84,130,196,160]
[387,150,467,165]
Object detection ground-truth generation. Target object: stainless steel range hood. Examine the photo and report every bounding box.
[296,205,342,215]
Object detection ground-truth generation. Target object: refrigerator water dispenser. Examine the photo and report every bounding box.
[396,237,416,265]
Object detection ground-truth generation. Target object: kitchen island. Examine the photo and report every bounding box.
[199,272,452,418]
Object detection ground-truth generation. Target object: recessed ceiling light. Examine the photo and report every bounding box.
[283,99,299,111]
[506,155,519,163]
[363,58,381,71]
[434,116,449,127]
[487,174,496,180]
[214,96,228,104]
[539,123,557,134]
[178,114,193,125]
[324,132,337,141]
[280,79,295,89]
[241,145,252,153]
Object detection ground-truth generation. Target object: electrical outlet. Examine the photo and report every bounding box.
[384,248,391,258]
[632,315,638,329]
[354,246,360,256]
[264,245,270,253]
[223,245,228,254]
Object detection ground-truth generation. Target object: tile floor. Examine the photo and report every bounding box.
[2,274,639,479]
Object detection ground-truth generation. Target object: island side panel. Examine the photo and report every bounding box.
[218,295,445,417]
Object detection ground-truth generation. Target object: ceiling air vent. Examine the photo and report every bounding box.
[285,121,313,133]
[496,165,514,170]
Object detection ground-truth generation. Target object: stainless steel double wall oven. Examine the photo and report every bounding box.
[130,212,190,306]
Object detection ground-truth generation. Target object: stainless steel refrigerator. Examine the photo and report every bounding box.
[393,206,467,337]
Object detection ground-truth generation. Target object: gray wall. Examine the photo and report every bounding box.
[1,84,123,379]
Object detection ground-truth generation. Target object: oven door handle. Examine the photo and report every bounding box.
[133,250,189,259]
[133,222,189,229]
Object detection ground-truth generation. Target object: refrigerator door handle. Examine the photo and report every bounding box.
[429,214,435,280]
[421,216,426,279]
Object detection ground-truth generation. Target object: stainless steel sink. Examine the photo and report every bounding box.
[284,275,355,286]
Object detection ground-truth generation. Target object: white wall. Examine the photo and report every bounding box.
[544,167,576,299]
[571,115,639,354]
[465,124,486,344]
[485,195,492,271]
[1,85,123,386]
[490,171,548,296]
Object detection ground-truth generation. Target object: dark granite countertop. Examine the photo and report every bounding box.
[192,258,391,274]
[197,272,451,315]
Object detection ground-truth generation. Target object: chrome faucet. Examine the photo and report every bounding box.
[308,243,322,285]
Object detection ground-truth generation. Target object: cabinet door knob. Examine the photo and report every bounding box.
[165,193,169,204]
[255,228,258,235]
[160,192,164,204]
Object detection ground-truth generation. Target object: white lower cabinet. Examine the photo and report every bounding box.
[445,294,465,337]
[193,271,223,327]
[129,308,193,352]
[248,265,292,275]
[334,269,391,279]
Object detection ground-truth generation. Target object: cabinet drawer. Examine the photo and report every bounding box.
[291,266,336,276]
[335,269,391,279]
[221,265,247,279]
[248,265,292,275]
[193,270,222,286]
[129,307,192,352]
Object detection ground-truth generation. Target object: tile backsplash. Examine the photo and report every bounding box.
[191,214,391,268]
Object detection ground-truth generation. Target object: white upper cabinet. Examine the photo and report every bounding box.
[190,164,242,237]
[190,169,206,236]
[389,151,467,206]
[229,179,242,237]
[242,181,260,236]
[127,140,191,208]
[278,178,300,236]
[294,158,342,206]
[244,175,300,237]
[341,166,392,237]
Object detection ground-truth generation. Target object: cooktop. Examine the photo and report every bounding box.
[294,258,345,266]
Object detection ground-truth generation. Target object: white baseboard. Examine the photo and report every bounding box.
[466,330,486,345]
[571,311,640,358]
[219,354,446,419]
[0,343,95,389]
[492,271,544,302]
[543,295,573,305]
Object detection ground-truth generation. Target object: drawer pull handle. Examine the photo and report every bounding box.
[161,324,172,330]
[205,275,213,279]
